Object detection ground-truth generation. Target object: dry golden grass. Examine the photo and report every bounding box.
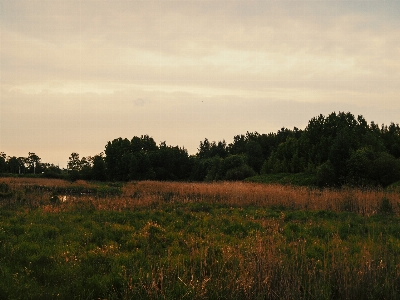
[120,181,399,216]
[1,178,399,215]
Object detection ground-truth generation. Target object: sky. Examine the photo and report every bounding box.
[1,0,400,167]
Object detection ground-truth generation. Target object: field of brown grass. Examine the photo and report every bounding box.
[1,178,398,216]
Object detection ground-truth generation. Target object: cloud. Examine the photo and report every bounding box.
[1,0,400,165]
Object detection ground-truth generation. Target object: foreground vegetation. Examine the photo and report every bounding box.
[1,178,400,299]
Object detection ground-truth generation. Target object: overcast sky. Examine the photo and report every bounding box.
[1,0,400,167]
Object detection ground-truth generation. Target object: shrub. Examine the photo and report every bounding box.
[316,160,337,186]
[225,165,256,181]
[371,153,400,187]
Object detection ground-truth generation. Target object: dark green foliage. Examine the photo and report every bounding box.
[371,152,400,186]
[150,143,192,181]
[328,129,353,180]
[346,147,375,186]
[0,152,7,173]
[91,154,107,181]
[3,111,400,186]
[103,135,190,182]
[225,164,256,181]
[197,138,228,159]
[245,140,264,173]
[105,138,132,181]
[316,160,337,187]
[246,173,317,186]
[42,164,63,179]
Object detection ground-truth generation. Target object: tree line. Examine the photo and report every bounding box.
[2,112,400,187]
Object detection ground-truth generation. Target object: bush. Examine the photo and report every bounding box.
[225,165,256,181]
[371,153,400,187]
[316,160,337,187]
[346,147,375,186]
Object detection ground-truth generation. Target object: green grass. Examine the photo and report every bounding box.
[1,178,400,299]
[1,201,400,299]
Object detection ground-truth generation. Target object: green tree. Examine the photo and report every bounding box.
[346,147,374,185]
[328,129,354,181]
[371,152,400,186]
[381,123,400,158]
[150,143,191,181]
[0,152,7,173]
[67,152,81,181]
[105,138,131,181]
[7,156,21,174]
[80,156,93,180]
[92,153,106,181]
[68,152,81,171]
[228,134,247,155]
[27,152,42,174]
[42,163,62,178]
[246,140,264,173]
[197,139,227,159]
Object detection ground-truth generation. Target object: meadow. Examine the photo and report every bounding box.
[1,178,400,299]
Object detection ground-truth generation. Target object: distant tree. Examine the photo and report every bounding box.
[150,143,191,181]
[0,152,6,173]
[381,123,400,158]
[140,135,158,152]
[371,152,400,186]
[43,163,62,178]
[67,152,82,181]
[27,152,42,174]
[92,153,107,181]
[68,152,81,171]
[220,155,255,181]
[346,147,376,186]
[328,129,353,181]
[198,138,211,159]
[130,151,154,180]
[228,135,247,155]
[7,156,21,174]
[80,156,93,180]
[105,138,131,181]
[189,157,210,181]
[245,140,264,173]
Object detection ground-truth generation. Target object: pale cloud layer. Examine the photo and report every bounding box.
[1,0,400,166]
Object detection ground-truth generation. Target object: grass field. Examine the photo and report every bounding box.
[1,178,400,299]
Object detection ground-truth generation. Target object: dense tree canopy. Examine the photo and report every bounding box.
[2,112,400,187]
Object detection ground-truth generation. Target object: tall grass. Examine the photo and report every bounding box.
[1,178,397,215]
[119,181,398,216]
[1,178,400,299]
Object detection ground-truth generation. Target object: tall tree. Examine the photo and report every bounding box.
[68,152,81,171]
[0,152,7,173]
[27,152,42,174]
